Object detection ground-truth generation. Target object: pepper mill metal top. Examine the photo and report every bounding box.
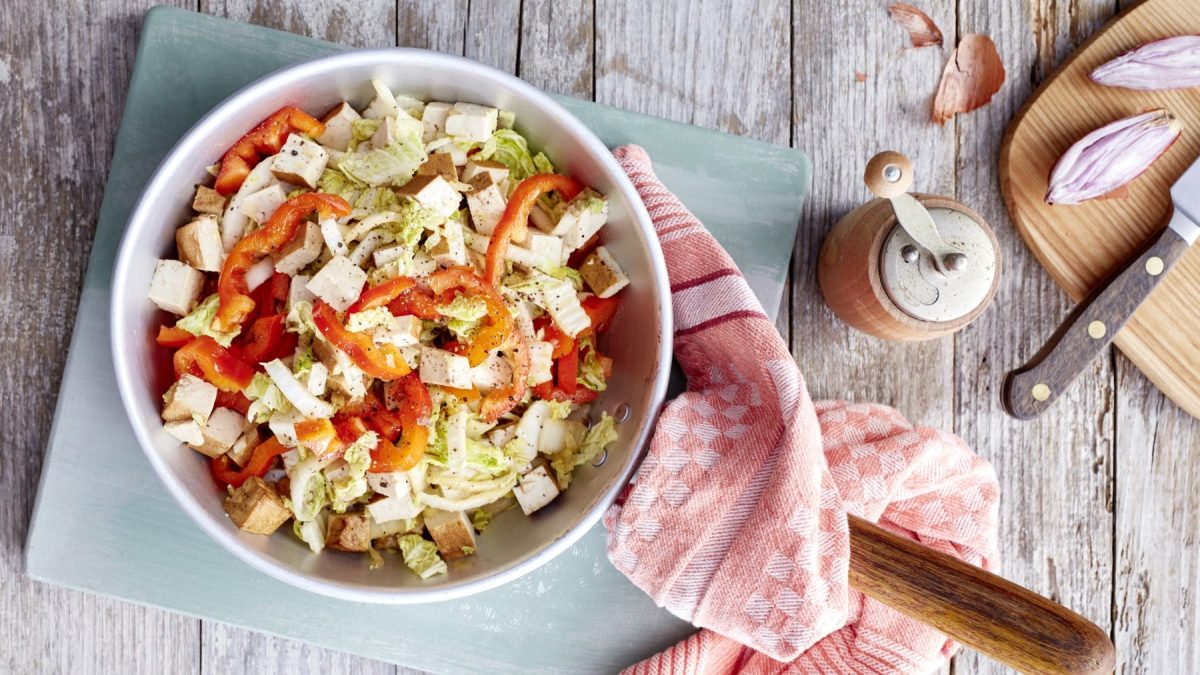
[864,151,999,325]
[817,150,1002,341]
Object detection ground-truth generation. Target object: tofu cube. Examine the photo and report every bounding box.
[192,185,227,215]
[465,173,507,236]
[318,101,362,151]
[506,233,564,272]
[424,509,477,560]
[223,476,292,535]
[529,204,556,233]
[551,189,609,250]
[238,183,288,225]
[416,152,459,182]
[434,145,468,167]
[161,373,218,423]
[306,255,367,311]
[164,419,204,446]
[325,512,371,551]
[226,426,262,467]
[367,494,422,524]
[189,407,248,459]
[394,175,461,218]
[148,259,204,316]
[272,220,323,275]
[373,314,423,347]
[527,341,554,385]
[421,101,452,135]
[429,220,467,268]
[579,246,629,299]
[175,215,225,272]
[288,274,315,308]
[418,346,472,389]
[470,353,513,393]
[366,471,410,498]
[445,102,498,143]
[271,134,329,189]
[513,466,561,515]
[370,116,405,150]
[460,159,510,186]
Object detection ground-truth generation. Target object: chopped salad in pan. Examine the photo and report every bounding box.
[147,79,629,578]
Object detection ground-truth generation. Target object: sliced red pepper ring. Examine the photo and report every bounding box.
[311,300,411,381]
[484,173,584,287]
[214,106,325,195]
[215,192,350,332]
[173,336,256,392]
[156,325,194,348]
[210,436,289,488]
[369,374,432,473]
[428,268,516,367]
[348,276,417,314]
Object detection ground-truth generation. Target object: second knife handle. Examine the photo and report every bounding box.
[1004,213,1190,420]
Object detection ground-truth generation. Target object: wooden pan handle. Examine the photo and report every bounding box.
[848,515,1115,674]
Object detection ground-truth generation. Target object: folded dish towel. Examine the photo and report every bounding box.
[605,145,1000,674]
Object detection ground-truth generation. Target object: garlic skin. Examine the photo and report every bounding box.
[1091,36,1200,90]
[1046,109,1182,205]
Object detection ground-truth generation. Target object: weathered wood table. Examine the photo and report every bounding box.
[1,1,1191,673]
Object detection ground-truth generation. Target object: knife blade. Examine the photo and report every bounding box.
[1003,156,1200,420]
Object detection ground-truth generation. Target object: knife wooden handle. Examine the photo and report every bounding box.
[849,515,1115,674]
[1003,213,1190,420]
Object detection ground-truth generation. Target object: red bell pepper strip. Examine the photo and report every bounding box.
[173,336,256,392]
[210,436,290,488]
[214,193,350,332]
[215,389,252,416]
[213,106,325,195]
[478,332,531,423]
[348,277,416,313]
[533,380,599,404]
[156,325,194,348]
[369,374,432,473]
[484,174,583,287]
[557,342,579,396]
[311,300,411,381]
[534,317,575,359]
[580,295,620,336]
[236,313,296,365]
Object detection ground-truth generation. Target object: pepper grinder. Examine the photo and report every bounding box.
[818,151,1002,341]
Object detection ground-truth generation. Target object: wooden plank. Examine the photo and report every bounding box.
[192,1,400,672]
[397,0,466,54]
[1113,352,1200,673]
[0,0,201,673]
[465,0,520,71]
[520,0,594,99]
[951,1,1118,672]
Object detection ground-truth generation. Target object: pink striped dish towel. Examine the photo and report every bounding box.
[605,145,1000,674]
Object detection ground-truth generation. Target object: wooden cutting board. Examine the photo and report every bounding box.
[1001,0,1200,418]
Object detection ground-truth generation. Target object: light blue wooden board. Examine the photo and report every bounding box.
[25,7,811,673]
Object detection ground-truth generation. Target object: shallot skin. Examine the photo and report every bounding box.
[1045,109,1182,205]
[1091,36,1200,91]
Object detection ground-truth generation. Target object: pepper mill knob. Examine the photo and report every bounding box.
[864,151,914,198]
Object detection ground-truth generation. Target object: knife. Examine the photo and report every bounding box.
[1003,156,1200,420]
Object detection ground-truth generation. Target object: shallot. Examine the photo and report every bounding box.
[1045,109,1182,205]
[1091,36,1200,91]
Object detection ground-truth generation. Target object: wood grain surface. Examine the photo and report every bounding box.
[1000,0,1200,419]
[3,0,1197,673]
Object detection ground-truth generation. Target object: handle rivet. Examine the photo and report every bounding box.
[900,245,919,263]
[1031,383,1051,402]
[1087,320,1107,340]
[883,164,902,183]
[1146,256,1165,276]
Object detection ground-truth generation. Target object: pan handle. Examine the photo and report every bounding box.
[848,515,1115,674]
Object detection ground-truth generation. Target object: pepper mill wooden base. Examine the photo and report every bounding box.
[818,194,1000,341]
